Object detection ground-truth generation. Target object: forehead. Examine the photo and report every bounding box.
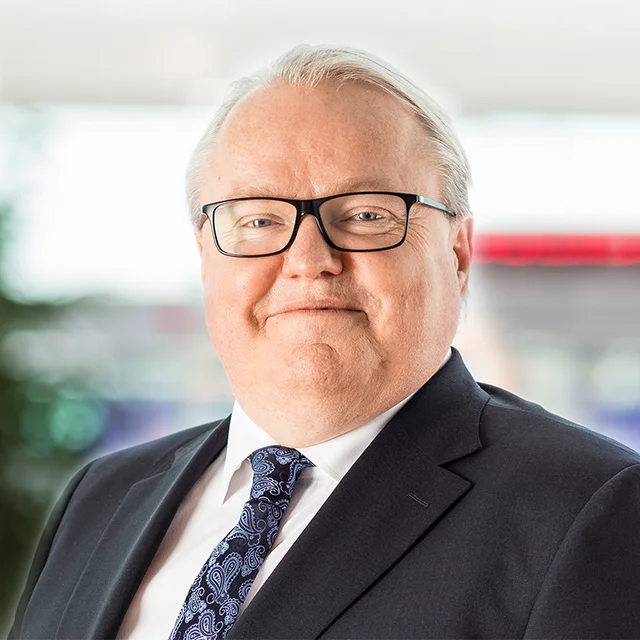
[202,80,438,202]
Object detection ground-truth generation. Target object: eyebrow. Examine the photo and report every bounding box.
[223,178,397,200]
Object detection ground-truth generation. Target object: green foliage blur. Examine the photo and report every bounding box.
[0,110,104,638]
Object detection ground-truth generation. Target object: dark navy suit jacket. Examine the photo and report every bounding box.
[10,348,640,639]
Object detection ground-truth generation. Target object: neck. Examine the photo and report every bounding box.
[232,371,434,448]
[227,348,452,447]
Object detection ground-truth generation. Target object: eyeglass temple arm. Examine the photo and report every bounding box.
[416,195,456,217]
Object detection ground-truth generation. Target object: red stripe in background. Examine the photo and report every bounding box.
[474,235,640,266]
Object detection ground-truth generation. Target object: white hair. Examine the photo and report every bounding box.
[185,44,472,228]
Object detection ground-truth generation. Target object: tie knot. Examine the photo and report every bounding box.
[248,446,314,501]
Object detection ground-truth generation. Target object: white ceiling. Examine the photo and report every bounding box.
[2,0,640,113]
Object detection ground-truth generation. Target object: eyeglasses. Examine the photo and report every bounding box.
[200,191,455,258]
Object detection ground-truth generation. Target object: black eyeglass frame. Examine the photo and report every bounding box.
[200,191,456,258]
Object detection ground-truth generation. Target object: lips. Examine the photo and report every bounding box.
[271,299,359,316]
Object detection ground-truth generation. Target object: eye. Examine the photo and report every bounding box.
[353,210,384,221]
[248,218,273,228]
[237,215,286,229]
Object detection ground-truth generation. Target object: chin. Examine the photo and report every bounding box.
[277,343,357,392]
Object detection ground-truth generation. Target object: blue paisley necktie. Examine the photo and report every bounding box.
[168,446,314,640]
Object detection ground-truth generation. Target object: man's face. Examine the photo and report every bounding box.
[197,80,472,444]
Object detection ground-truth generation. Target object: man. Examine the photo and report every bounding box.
[10,45,640,640]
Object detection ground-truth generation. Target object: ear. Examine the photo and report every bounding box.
[194,228,207,284]
[451,216,473,296]
[194,228,204,258]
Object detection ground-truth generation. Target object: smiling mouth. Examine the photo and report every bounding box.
[268,298,364,319]
[277,308,359,315]
[269,307,363,321]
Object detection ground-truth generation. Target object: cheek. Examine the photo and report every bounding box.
[353,253,424,334]
[371,248,457,336]
[201,248,277,342]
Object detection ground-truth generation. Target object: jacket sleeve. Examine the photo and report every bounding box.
[524,463,640,639]
[8,461,93,640]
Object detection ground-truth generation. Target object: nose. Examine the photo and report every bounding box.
[281,213,344,279]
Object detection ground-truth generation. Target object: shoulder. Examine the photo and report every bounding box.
[471,382,640,502]
[42,418,229,540]
[472,386,640,636]
[81,418,227,486]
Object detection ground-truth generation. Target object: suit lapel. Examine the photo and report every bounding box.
[55,417,231,640]
[228,348,490,639]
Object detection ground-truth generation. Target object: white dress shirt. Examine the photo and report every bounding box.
[117,348,451,640]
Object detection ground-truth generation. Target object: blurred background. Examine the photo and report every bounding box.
[2,0,640,634]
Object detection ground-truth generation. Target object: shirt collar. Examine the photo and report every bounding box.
[220,347,452,504]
